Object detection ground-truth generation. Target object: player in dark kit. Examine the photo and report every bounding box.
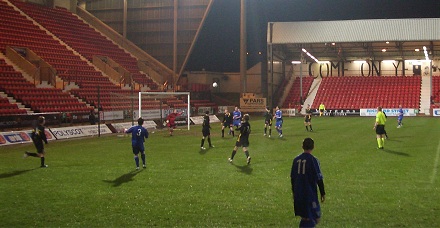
[125,117,149,169]
[221,109,234,137]
[201,111,214,150]
[24,116,48,168]
[228,114,251,165]
[304,104,313,132]
[291,138,326,228]
[264,107,273,137]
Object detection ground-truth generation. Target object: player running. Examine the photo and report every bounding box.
[397,105,404,128]
[264,107,273,137]
[291,138,326,228]
[273,106,283,138]
[24,116,49,168]
[232,106,242,129]
[228,114,251,165]
[221,109,234,137]
[125,117,149,169]
[304,104,313,132]
[201,111,214,150]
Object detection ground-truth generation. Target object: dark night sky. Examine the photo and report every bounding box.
[186,0,440,72]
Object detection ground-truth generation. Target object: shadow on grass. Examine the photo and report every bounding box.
[234,164,253,175]
[0,168,36,179]
[103,169,143,187]
[199,148,208,155]
[383,149,410,157]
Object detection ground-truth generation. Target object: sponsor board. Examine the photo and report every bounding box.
[50,125,112,140]
[133,108,189,120]
[111,121,157,133]
[360,109,417,117]
[197,106,213,115]
[102,111,124,121]
[190,115,221,125]
[0,129,55,146]
[281,109,296,117]
[239,98,266,112]
[433,109,440,117]
[320,109,360,116]
[133,109,161,120]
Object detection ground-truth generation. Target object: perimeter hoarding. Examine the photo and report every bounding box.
[360,109,417,117]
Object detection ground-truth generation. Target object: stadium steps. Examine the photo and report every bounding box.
[11,1,159,89]
[278,74,296,108]
[282,76,314,111]
[419,75,431,114]
[5,0,120,88]
[302,78,322,114]
[1,0,140,111]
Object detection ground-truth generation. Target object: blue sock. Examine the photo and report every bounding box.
[280,130,283,135]
[134,156,139,167]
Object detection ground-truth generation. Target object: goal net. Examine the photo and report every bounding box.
[138,92,191,130]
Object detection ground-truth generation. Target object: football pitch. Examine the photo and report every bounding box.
[1,116,439,227]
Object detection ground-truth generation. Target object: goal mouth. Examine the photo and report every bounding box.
[138,92,191,130]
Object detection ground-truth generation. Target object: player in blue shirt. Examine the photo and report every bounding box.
[291,138,326,228]
[397,105,404,128]
[232,106,242,129]
[125,117,149,170]
[273,106,283,137]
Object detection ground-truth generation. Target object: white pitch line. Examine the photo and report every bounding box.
[430,139,440,184]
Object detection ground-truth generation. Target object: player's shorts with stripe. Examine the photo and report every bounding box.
[304,116,311,123]
[375,125,386,135]
[265,120,272,126]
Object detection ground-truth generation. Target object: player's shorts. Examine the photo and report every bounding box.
[223,122,232,127]
[319,109,324,113]
[397,117,403,121]
[304,116,311,123]
[294,199,321,225]
[34,142,44,153]
[233,120,241,127]
[375,125,386,135]
[202,128,210,137]
[265,120,272,126]
[168,123,177,129]
[132,145,145,155]
[235,138,249,148]
[275,119,283,128]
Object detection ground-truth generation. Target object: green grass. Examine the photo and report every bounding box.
[1,117,439,227]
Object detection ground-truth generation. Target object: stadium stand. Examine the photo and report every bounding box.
[0,57,90,114]
[0,0,140,112]
[283,76,314,111]
[433,76,440,108]
[312,76,421,109]
[11,0,158,90]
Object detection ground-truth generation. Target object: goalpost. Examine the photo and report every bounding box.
[138,91,191,130]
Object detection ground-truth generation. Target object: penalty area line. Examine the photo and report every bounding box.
[430,139,440,184]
